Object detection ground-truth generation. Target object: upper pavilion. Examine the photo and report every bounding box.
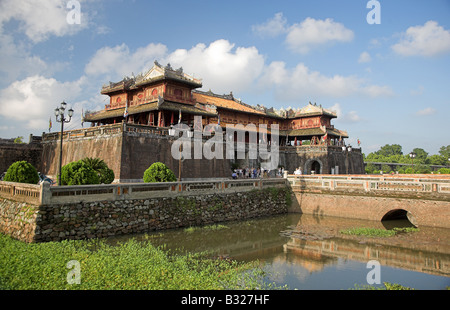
[84,61,348,146]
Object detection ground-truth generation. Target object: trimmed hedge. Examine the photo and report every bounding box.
[143,162,176,183]
[3,161,39,184]
[61,161,100,185]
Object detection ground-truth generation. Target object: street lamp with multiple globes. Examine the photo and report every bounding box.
[54,101,74,185]
[409,152,416,174]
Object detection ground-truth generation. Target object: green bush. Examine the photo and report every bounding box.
[81,157,115,184]
[61,161,100,185]
[438,168,450,174]
[3,161,39,184]
[143,162,176,183]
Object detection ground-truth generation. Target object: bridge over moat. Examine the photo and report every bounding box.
[287,174,450,228]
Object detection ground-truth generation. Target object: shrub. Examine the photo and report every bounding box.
[81,157,115,184]
[438,168,450,174]
[143,162,176,183]
[61,160,100,185]
[3,161,39,184]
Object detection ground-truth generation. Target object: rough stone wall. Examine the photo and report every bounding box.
[0,199,38,243]
[1,187,289,242]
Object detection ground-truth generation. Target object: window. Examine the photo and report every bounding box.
[174,89,183,97]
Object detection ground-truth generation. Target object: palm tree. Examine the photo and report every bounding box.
[81,157,106,171]
[81,157,114,184]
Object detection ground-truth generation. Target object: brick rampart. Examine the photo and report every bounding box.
[0,138,42,174]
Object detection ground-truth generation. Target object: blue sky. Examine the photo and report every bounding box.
[0,0,449,155]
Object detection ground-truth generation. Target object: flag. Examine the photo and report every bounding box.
[123,103,128,118]
[49,117,52,132]
[357,138,361,147]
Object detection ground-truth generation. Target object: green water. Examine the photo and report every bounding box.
[108,213,450,290]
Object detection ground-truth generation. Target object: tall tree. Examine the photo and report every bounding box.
[375,144,403,156]
[411,148,428,161]
[439,145,450,159]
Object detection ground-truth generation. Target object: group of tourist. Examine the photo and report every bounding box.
[231,167,286,179]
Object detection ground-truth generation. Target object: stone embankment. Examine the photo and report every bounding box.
[0,179,289,242]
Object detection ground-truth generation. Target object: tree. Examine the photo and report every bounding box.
[375,144,403,157]
[365,163,377,174]
[381,164,392,174]
[439,145,450,160]
[143,162,176,183]
[428,154,448,166]
[411,148,428,161]
[414,164,431,174]
[81,157,115,184]
[3,161,39,184]
[61,161,100,185]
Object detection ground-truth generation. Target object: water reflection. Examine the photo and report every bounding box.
[107,213,450,289]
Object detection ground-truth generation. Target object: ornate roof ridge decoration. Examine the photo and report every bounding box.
[193,90,338,120]
[101,61,202,94]
[192,89,268,116]
[294,102,337,118]
[135,61,202,87]
[101,76,136,94]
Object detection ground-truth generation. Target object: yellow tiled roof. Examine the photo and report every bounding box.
[193,92,266,115]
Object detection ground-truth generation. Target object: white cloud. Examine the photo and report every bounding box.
[0,0,88,43]
[259,61,393,102]
[0,75,85,129]
[416,107,436,116]
[165,39,265,93]
[358,51,372,63]
[285,18,354,54]
[392,21,450,57]
[252,12,287,38]
[329,103,361,123]
[85,43,168,78]
[86,39,265,95]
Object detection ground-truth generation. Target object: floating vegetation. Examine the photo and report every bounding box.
[339,227,419,238]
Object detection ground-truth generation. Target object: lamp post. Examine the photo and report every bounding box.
[342,145,352,174]
[409,152,416,174]
[54,101,74,185]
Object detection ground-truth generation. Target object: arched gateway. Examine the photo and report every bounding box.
[304,158,323,174]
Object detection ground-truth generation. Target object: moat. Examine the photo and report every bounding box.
[108,213,450,290]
